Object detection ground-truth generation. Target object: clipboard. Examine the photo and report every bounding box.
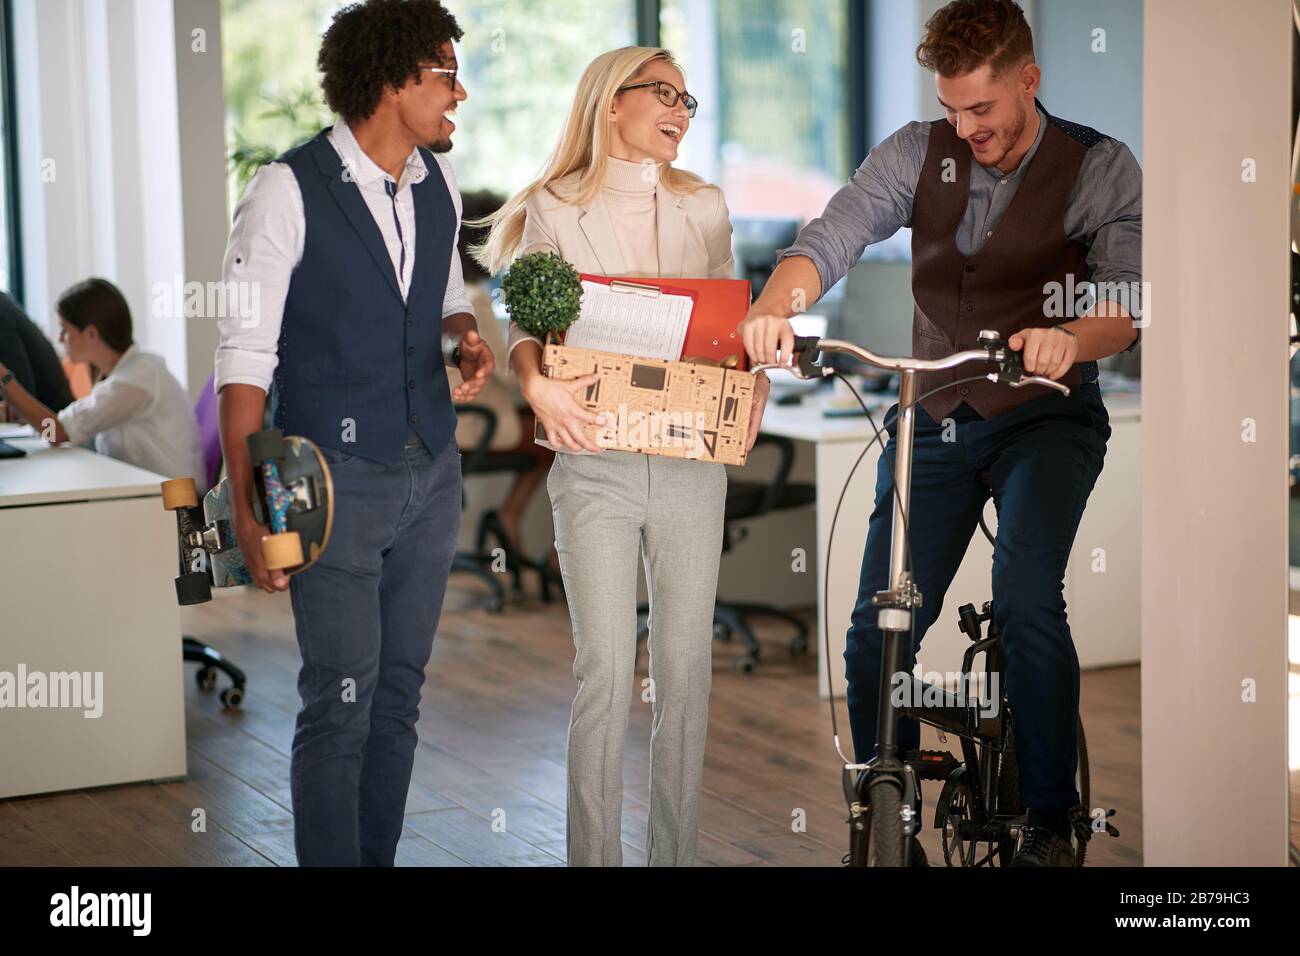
[577,274,752,370]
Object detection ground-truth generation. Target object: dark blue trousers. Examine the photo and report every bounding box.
[844,383,1110,811]
[288,437,461,866]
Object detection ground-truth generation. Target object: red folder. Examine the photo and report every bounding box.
[576,274,752,370]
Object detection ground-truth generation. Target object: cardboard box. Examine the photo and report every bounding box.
[540,339,755,466]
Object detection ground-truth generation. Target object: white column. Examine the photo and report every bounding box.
[171,0,230,401]
[1141,0,1291,865]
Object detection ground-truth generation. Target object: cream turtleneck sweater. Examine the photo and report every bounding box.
[602,155,660,276]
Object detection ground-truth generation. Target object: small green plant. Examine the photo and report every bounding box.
[500,252,584,339]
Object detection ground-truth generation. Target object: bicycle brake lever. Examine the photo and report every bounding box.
[998,373,1071,396]
[982,341,1070,396]
[750,360,828,380]
[751,350,832,380]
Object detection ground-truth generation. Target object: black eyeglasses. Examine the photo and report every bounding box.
[615,80,698,118]
[418,66,458,91]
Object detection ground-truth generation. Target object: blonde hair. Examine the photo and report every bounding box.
[472,46,708,275]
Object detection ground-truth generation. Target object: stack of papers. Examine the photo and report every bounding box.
[563,279,694,361]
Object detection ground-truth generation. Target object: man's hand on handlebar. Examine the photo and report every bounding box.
[1008,326,1078,381]
[738,308,796,367]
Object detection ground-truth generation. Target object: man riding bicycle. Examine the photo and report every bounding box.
[738,0,1141,866]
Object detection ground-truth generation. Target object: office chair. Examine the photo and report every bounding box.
[636,435,816,673]
[449,404,548,612]
[181,373,247,709]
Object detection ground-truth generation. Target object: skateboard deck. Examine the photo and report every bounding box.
[163,429,334,605]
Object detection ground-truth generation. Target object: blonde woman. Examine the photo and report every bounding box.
[477,46,770,866]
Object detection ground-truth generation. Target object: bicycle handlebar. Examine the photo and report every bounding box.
[753,329,1070,397]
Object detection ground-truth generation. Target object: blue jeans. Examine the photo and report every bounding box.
[844,383,1110,811]
[288,437,461,865]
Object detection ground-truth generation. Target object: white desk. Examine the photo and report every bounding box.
[756,389,1141,697]
[0,433,186,798]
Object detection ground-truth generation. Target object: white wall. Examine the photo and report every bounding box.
[1142,0,1291,866]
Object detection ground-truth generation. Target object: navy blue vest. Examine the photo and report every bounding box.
[272,128,457,463]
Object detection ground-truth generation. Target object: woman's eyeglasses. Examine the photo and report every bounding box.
[615,80,698,118]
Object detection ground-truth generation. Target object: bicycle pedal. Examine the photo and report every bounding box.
[903,749,959,781]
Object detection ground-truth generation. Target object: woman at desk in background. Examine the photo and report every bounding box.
[0,277,206,492]
[475,46,770,867]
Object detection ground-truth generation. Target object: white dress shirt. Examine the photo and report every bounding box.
[58,344,209,493]
[214,121,473,394]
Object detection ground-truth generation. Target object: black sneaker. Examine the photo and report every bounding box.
[1009,825,1074,867]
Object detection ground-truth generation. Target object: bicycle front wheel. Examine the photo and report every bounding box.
[866,776,906,867]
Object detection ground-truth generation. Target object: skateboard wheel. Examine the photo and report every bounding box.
[161,478,197,510]
[262,531,304,570]
[175,571,212,606]
[246,428,284,464]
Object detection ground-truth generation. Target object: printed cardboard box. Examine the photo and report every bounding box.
[539,339,755,466]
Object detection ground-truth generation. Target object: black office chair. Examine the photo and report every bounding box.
[636,434,816,673]
[714,434,817,672]
[450,404,549,612]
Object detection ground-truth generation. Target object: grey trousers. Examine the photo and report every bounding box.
[547,449,727,866]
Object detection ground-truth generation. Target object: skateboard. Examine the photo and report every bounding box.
[161,428,335,606]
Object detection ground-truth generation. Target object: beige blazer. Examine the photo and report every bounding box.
[506,168,736,357]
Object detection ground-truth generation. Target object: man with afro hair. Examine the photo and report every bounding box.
[215,0,495,866]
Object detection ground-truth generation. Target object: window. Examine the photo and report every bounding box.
[221,0,337,211]
[660,0,849,224]
[443,0,636,194]
[221,0,638,205]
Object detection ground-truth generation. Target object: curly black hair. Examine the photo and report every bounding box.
[318,0,464,123]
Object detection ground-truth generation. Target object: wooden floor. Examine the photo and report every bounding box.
[0,577,1145,867]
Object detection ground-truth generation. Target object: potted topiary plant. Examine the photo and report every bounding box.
[500,251,584,346]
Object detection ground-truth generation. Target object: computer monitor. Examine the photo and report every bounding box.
[731,216,802,298]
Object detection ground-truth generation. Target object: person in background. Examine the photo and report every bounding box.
[477,46,768,867]
[0,278,207,492]
[451,189,556,575]
[0,290,74,418]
